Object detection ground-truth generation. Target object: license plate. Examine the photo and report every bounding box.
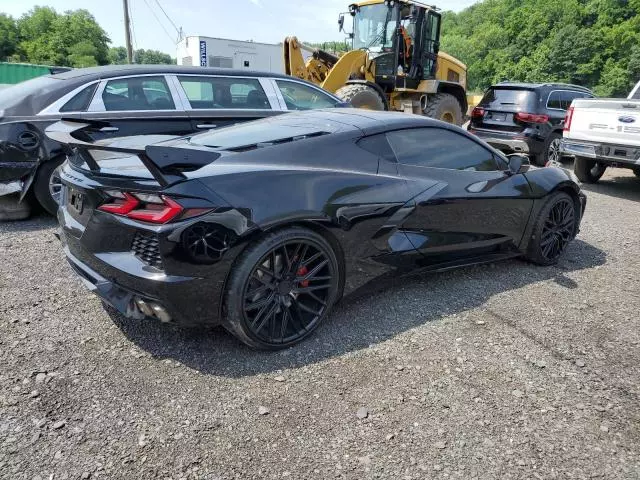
[69,189,84,214]
[491,113,507,122]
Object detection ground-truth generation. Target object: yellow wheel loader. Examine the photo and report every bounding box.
[284,0,468,125]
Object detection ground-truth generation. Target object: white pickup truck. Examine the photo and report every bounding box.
[561,80,640,183]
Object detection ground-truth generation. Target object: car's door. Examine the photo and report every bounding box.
[80,74,193,142]
[172,75,283,133]
[386,127,535,258]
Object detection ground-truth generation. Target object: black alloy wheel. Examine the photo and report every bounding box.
[526,192,576,266]
[540,197,575,261]
[224,227,340,349]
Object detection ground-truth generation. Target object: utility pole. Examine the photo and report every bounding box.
[123,0,134,63]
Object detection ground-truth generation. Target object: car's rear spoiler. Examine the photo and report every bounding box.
[45,119,220,187]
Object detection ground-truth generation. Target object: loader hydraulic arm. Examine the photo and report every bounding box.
[282,36,368,94]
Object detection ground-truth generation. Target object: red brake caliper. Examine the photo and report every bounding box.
[297,266,309,288]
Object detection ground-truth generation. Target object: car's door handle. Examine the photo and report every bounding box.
[196,124,217,129]
[99,126,119,132]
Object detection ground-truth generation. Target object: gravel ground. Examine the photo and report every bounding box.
[1,165,639,480]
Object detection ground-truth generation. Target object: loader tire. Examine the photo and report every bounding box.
[335,84,385,111]
[424,93,463,125]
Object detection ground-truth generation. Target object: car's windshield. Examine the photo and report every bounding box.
[353,4,397,52]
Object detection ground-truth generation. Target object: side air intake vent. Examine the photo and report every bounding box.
[182,223,235,263]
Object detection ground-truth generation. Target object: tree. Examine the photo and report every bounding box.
[0,14,18,61]
[440,0,639,93]
[16,7,109,67]
[134,49,174,65]
[108,46,128,65]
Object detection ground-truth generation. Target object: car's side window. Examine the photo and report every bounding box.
[178,76,270,110]
[102,76,175,111]
[357,134,396,162]
[547,91,563,110]
[59,83,98,113]
[386,128,499,171]
[274,80,339,110]
[561,91,583,109]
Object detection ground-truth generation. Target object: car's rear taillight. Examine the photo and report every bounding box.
[515,112,549,124]
[563,106,574,132]
[471,107,485,119]
[98,191,211,224]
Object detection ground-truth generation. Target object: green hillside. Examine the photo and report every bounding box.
[441,0,640,96]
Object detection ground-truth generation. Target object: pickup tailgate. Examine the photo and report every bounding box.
[567,98,640,146]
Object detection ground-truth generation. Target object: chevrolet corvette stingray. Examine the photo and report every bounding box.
[46,110,586,349]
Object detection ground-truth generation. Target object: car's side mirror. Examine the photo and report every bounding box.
[338,14,345,32]
[507,153,530,174]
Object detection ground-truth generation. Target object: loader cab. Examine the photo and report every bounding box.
[345,1,441,91]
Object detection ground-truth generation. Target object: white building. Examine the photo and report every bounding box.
[176,36,284,73]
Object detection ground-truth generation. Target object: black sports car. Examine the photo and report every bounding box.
[47,110,586,349]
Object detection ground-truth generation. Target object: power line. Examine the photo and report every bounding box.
[154,0,180,37]
[142,0,177,45]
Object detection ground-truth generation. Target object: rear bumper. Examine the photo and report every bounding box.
[468,128,545,155]
[561,139,640,167]
[57,205,228,328]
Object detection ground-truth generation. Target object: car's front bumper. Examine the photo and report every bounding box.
[561,139,640,168]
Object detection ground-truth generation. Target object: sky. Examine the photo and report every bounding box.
[0,0,479,56]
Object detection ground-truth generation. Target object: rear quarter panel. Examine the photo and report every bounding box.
[193,135,420,295]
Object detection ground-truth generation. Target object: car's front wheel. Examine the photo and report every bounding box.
[574,156,606,183]
[526,191,577,266]
[224,227,341,350]
[32,157,65,216]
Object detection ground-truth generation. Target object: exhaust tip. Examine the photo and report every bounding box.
[150,303,172,323]
[133,296,172,323]
[134,298,153,317]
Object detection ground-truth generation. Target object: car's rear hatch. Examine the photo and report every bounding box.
[470,86,539,133]
[566,98,640,147]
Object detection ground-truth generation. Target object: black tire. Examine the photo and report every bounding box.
[424,93,463,125]
[0,193,31,221]
[574,156,606,183]
[633,168,640,178]
[32,157,65,216]
[534,132,562,166]
[223,227,341,350]
[335,84,385,110]
[525,191,577,266]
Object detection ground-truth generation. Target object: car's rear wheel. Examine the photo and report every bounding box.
[574,156,606,183]
[546,133,562,164]
[33,156,65,216]
[526,192,576,266]
[224,227,340,350]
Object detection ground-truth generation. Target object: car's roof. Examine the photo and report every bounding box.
[273,108,443,134]
[50,64,295,82]
[494,82,592,92]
